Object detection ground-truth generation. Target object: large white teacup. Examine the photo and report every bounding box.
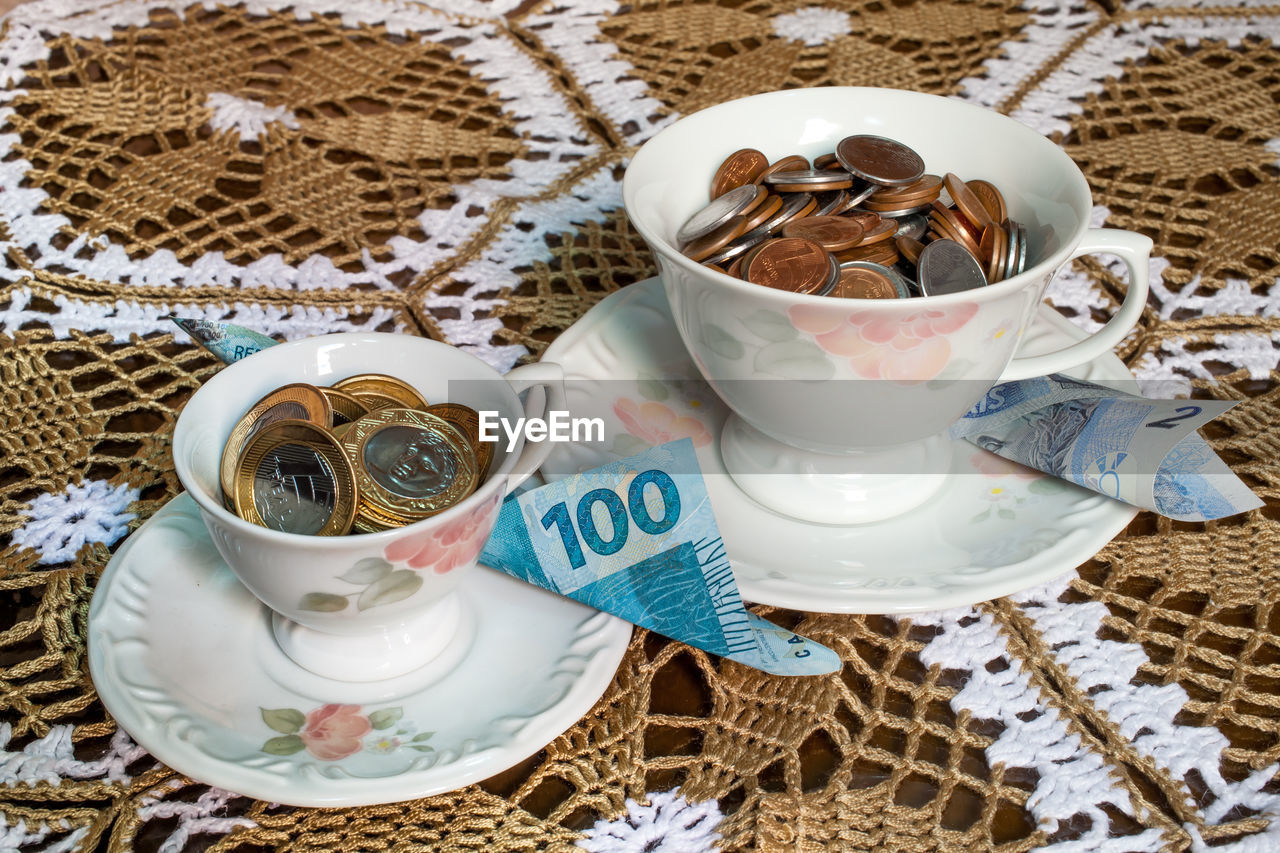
[623,87,1151,525]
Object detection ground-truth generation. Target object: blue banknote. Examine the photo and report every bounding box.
[169,317,278,364]
[952,374,1261,521]
[481,439,840,676]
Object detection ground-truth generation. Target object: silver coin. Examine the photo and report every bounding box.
[1014,221,1028,275]
[763,169,851,186]
[892,213,929,242]
[1003,219,1018,280]
[814,190,849,216]
[839,261,912,299]
[813,251,842,297]
[917,239,988,296]
[846,180,878,208]
[677,184,760,246]
[762,192,814,234]
[251,442,338,535]
[892,261,923,296]
[879,203,933,219]
[702,223,773,266]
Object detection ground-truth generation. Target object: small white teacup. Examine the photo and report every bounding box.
[623,87,1151,525]
[172,333,563,681]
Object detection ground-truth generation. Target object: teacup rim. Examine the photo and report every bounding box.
[172,331,517,546]
[621,85,1092,307]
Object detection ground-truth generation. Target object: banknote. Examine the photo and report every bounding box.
[951,374,1262,522]
[481,439,839,676]
[169,317,278,364]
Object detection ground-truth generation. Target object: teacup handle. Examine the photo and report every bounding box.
[999,228,1152,381]
[501,361,567,494]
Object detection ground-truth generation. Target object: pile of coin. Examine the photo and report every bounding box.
[676,135,1030,299]
[219,374,492,536]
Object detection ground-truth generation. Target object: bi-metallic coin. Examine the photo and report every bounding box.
[233,419,357,536]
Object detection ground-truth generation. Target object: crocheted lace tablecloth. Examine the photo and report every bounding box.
[0,1,1277,850]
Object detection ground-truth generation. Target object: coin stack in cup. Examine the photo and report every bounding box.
[676,135,1030,299]
[219,374,493,536]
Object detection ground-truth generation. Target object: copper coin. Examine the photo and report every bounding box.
[835,135,925,186]
[741,192,783,231]
[676,184,763,245]
[781,215,865,252]
[829,265,899,299]
[845,211,884,233]
[967,179,1007,222]
[702,222,772,266]
[855,217,897,246]
[711,148,769,198]
[754,154,810,184]
[814,189,849,216]
[896,234,926,266]
[834,242,899,266]
[745,237,832,295]
[868,174,943,204]
[985,222,1008,283]
[726,255,746,278]
[943,173,995,231]
[813,152,840,170]
[765,169,854,192]
[929,201,982,256]
[681,215,748,262]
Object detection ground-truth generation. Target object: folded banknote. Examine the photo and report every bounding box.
[951,374,1262,522]
[481,439,839,675]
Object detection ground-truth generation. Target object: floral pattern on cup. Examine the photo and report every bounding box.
[787,303,979,382]
[382,491,502,574]
[613,398,712,448]
[259,703,434,760]
[968,451,1067,524]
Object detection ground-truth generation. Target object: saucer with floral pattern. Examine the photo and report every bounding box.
[88,494,632,806]
[540,277,1138,614]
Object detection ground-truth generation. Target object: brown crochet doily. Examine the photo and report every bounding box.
[0,1,1277,851]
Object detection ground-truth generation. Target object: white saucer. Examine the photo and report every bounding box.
[88,494,632,807]
[541,277,1138,614]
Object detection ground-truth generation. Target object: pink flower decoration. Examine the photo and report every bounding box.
[970,451,1040,480]
[792,303,979,382]
[300,704,371,761]
[383,493,500,574]
[613,398,712,447]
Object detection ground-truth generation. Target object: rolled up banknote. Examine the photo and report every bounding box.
[169,316,278,363]
[481,439,839,676]
[950,374,1262,522]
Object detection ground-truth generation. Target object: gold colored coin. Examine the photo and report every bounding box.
[233,419,356,536]
[319,387,371,427]
[943,173,995,232]
[967,179,1008,223]
[340,408,478,519]
[332,374,429,411]
[425,402,494,483]
[711,148,769,198]
[220,383,331,511]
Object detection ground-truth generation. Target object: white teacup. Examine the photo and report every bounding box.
[172,333,563,681]
[623,87,1151,525]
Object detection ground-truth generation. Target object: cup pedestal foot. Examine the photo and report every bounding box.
[271,593,471,683]
[720,414,952,525]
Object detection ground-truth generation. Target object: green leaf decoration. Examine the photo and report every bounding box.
[408,744,436,752]
[260,707,305,734]
[702,323,745,359]
[741,309,797,342]
[297,592,349,613]
[970,507,993,524]
[357,570,423,611]
[611,433,650,457]
[411,731,435,742]
[368,707,404,730]
[753,341,834,380]
[1027,477,1066,495]
[998,508,1016,520]
[637,375,669,402]
[261,734,305,755]
[339,557,393,585]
